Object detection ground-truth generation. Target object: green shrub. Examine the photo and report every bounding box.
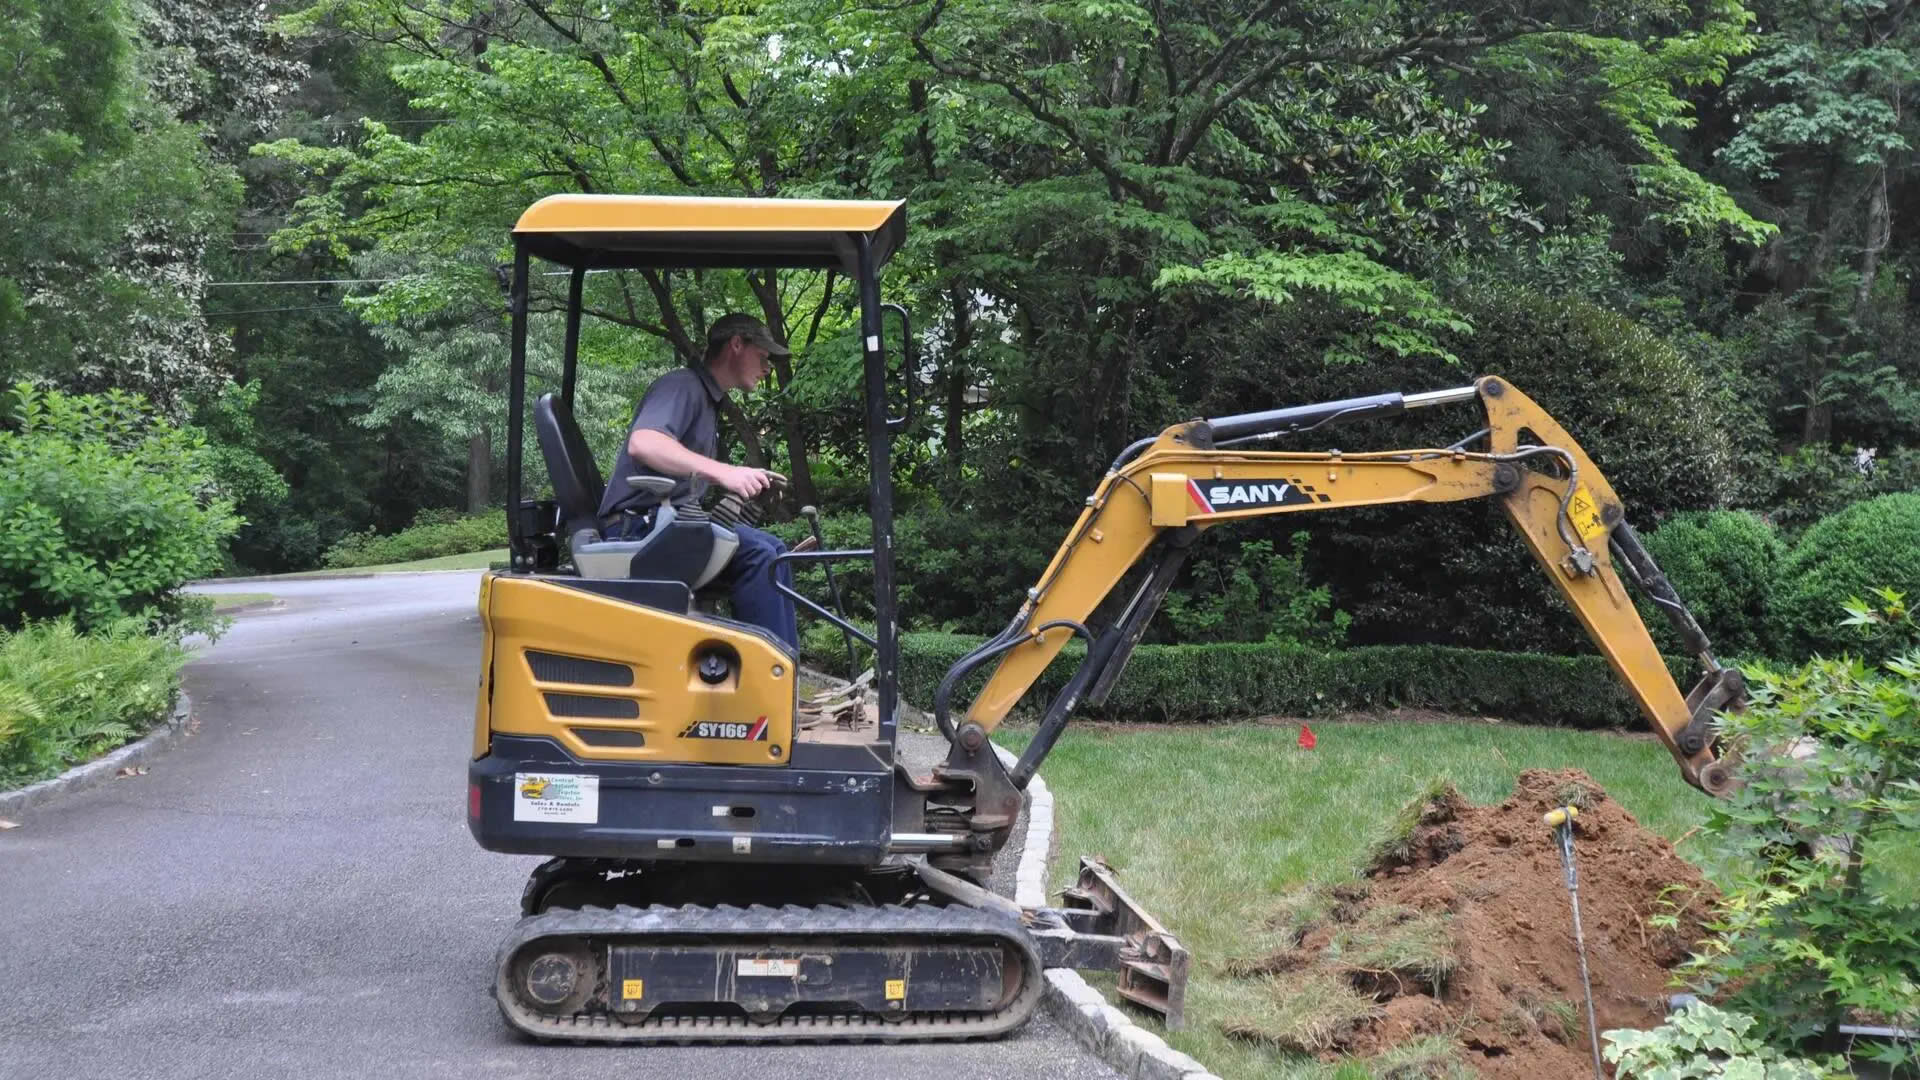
[1162,534,1349,646]
[0,384,237,637]
[1679,592,1920,1067]
[1603,1002,1841,1079]
[766,508,1063,635]
[1770,494,1920,659]
[0,618,188,787]
[1213,288,1736,655]
[322,509,506,569]
[1640,511,1784,658]
[899,631,1693,728]
[1765,445,1920,536]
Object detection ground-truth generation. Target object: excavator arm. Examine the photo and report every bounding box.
[932,376,1742,801]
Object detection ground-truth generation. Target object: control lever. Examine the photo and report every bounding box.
[801,505,861,674]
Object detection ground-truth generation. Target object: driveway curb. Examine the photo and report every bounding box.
[992,746,1221,1080]
[0,690,193,819]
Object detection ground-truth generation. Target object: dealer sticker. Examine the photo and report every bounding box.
[737,957,799,978]
[513,773,599,824]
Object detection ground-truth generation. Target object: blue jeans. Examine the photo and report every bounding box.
[714,524,798,651]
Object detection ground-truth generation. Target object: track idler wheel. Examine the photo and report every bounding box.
[510,940,595,1017]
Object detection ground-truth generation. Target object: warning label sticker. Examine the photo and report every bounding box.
[513,773,599,824]
[1567,486,1610,543]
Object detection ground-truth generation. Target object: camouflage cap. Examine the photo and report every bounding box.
[706,312,790,357]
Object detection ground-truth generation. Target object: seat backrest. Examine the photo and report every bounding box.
[533,394,606,536]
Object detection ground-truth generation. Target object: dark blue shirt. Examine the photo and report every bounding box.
[598,364,725,520]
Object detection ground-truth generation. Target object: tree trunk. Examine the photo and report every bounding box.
[716,396,769,469]
[467,430,490,513]
[773,355,819,512]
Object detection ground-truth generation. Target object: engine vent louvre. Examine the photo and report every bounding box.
[526,650,633,687]
[571,727,647,748]
[543,692,640,719]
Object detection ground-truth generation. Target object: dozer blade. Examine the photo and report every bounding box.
[1043,856,1192,1030]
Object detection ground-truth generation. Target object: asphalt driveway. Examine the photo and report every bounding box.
[0,572,1114,1080]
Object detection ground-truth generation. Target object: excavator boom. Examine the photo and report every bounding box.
[935,377,1740,797]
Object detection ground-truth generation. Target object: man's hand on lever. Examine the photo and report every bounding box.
[710,463,783,499]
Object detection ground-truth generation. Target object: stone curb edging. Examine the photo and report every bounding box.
[992,746,1223,1080]
[0,690,193,819]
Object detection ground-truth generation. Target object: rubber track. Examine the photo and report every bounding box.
[494,902,1046,1044]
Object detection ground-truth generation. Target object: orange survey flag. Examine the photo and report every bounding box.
[1298,724,1317,750]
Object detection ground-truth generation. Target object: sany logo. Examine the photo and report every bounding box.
[1186,479,1305,513]
[680,717,770,741]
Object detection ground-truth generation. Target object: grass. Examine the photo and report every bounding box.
[995,719,1920,1079]
[315,547,505,574]
[208,592,274,612]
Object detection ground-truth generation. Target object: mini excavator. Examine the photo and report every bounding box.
[467,193,1744,1042]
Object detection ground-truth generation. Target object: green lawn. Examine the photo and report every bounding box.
[310,548,506,575]
[997,720,1916,1079]
[335,547,504,573]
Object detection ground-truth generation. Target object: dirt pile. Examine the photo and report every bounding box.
[1230,769,1715,1078]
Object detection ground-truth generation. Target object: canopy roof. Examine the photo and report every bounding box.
[513,194,907,272]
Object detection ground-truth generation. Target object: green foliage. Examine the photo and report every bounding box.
[0,384,236,637]
[0,0,246,412]
[1771,494,1920,659]
[1762,446,1920,536]
[766,509,1065,636]
[1252,287,1734,655]
[1641,511,1784,657]
[1162,535,1349,647]
[321,508,505,569]
[1680,593,1920,1066]
[900,632,1694,727]
[0,617,188,787]
[1602,1002,1842,1079]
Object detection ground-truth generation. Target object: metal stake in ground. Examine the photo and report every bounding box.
[1546,805,1604,1080]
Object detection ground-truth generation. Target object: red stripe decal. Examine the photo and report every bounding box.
[748,716,769,741]
[1186,478,1214,514]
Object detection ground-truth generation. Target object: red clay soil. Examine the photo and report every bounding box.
[1293,769,1712,1078]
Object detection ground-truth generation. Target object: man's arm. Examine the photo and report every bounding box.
[627,428,773,498]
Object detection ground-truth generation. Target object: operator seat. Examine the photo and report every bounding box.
[531,393,738,588]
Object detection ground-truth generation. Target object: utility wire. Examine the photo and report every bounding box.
[208,269,608,287]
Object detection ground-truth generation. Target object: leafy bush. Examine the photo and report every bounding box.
[1162,534,1349,646]
[1765,445,1920,536]
[765,508,1063,635]
[1603,1002,1841,1079]
[1640,511,1784,658]
[0,618,187,787]
[1206,287,1736,655]
[1680,592,1919,1067]
[898,631,1694,728]
[0,384,237,636]
[1769,494,1920,659]
[321,509,506,569]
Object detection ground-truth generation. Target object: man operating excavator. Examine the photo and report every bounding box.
[596,312,798,649]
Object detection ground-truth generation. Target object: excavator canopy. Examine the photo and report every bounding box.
[512,194,908,272]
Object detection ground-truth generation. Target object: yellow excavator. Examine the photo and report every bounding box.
[467,193,1743,1042]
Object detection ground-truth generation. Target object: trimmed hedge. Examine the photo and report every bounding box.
[1640,510,1783,657]
[898,631,1694,729]
[1770,493,1920,659]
